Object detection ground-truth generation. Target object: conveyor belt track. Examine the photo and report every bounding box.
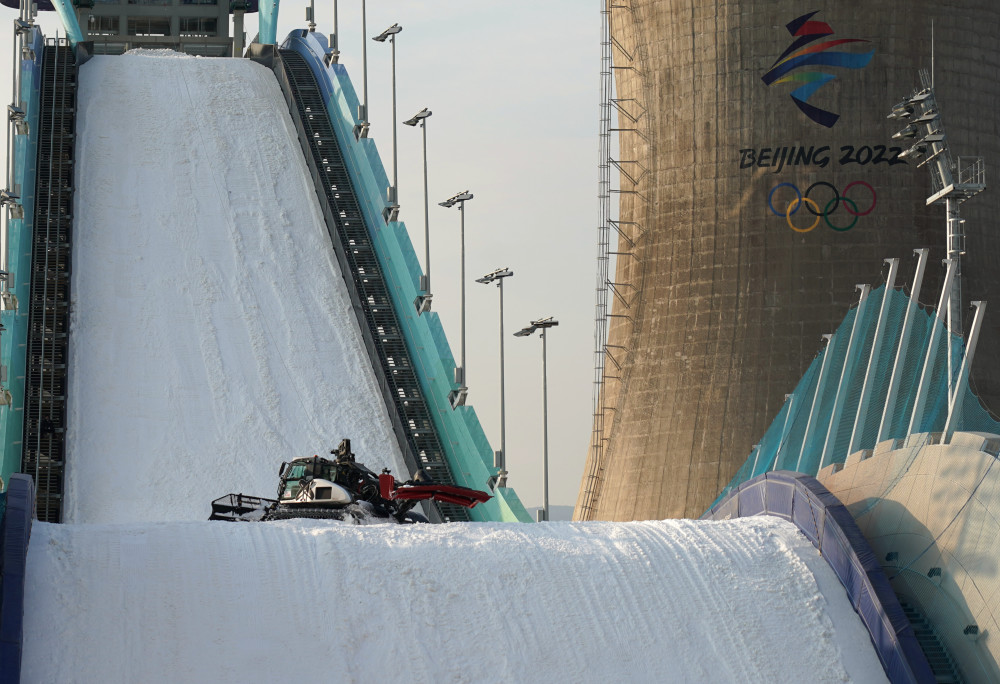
[272,48,469,522]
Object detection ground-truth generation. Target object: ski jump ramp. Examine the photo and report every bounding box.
[20,516,888,683]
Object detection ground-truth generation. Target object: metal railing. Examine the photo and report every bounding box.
[269,48,468,522]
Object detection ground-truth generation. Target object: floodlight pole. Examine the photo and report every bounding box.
[373,24,402,220]
[361,0,367,121]
[515,317,558,521]
[354,0,369,138]
[389,33,398,209]
[440,191,473,408]
[458,200,467,399]
[329,0,339,61]
[418,119,432,308]
[541,325,550,522]
[888,74,986,393]
[498,275,508,486]
[477,268,514,487]
[405,109,433,313]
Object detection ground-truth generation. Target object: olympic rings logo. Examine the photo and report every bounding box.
[767,181,877,232]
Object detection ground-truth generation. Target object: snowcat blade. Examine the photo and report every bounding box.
[209,493,277,521]
[379,474,491,509]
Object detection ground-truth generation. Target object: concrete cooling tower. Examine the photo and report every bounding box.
[576,1,1000,520]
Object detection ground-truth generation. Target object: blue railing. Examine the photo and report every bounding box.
[704,471,935,684]
[0,474,36,684]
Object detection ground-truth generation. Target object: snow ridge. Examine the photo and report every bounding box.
[22,516,886,683]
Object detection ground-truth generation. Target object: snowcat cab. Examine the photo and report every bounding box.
[209,438,491,523]
[277,457,355,507]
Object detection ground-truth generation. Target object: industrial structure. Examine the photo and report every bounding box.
[577,0,1000,521]
[2,1,1000,680]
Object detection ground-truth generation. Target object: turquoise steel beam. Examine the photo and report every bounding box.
[795,333,833,473]
[878,249,929,441]
[48,0,85,44]
[768,393,794,472]
[907,259,955,435]
[848,259,899,456]
[819,284,870,470]
[944,300,986,440]
[258,0,281,45]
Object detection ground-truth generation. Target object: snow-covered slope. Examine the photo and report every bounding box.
[21,516,887,683]
[65,51,404,523]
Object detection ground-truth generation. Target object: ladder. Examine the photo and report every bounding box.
[22,40,77,523]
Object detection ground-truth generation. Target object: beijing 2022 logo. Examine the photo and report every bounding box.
[762,11,875,128]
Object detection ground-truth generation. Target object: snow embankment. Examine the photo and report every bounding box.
[22,516,886,683]
[66,51,404,523]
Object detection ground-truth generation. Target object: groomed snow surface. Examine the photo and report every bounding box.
[23,517,886,683]
[65,51,405,524]
[22,51,888,683]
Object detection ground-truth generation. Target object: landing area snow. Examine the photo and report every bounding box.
[22,516,886,683]
[66,51,404,524]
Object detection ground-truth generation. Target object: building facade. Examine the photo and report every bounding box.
[576,0,1000,520]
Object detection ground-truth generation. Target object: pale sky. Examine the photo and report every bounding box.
[0,0,600,512]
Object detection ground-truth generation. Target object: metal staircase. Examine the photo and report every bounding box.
[900,601,964,683]
[270,48,469,522]
[21,40,77,523]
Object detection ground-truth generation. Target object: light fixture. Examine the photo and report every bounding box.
[372,23,402,42]
[439,191,473,208]
[403,107,431,127]
[899,144,927,161]
[8,105,28,136]
[476,267,512,285]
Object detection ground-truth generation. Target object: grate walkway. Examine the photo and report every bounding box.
[272,48,468,522]
[21,40,77,523]
[900,601,964,683]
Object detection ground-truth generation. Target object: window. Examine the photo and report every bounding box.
[180,17,217,36]
[87,15,119,35]
[127,16,171,35]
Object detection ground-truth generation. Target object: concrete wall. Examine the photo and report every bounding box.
[577,0,1000,520]
[818,432,1000,683]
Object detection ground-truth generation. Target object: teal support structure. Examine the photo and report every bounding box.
[46,0,85,45]
[1,30,43,486]
[281,31,531,522]
[712,276,997,511]
[258,0,280,45]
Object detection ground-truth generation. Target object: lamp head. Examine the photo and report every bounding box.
[439,191,473,208]
[403,108,432,126]
[373,23,402,42]
[476,267,513,284]
[515,316,558,337]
